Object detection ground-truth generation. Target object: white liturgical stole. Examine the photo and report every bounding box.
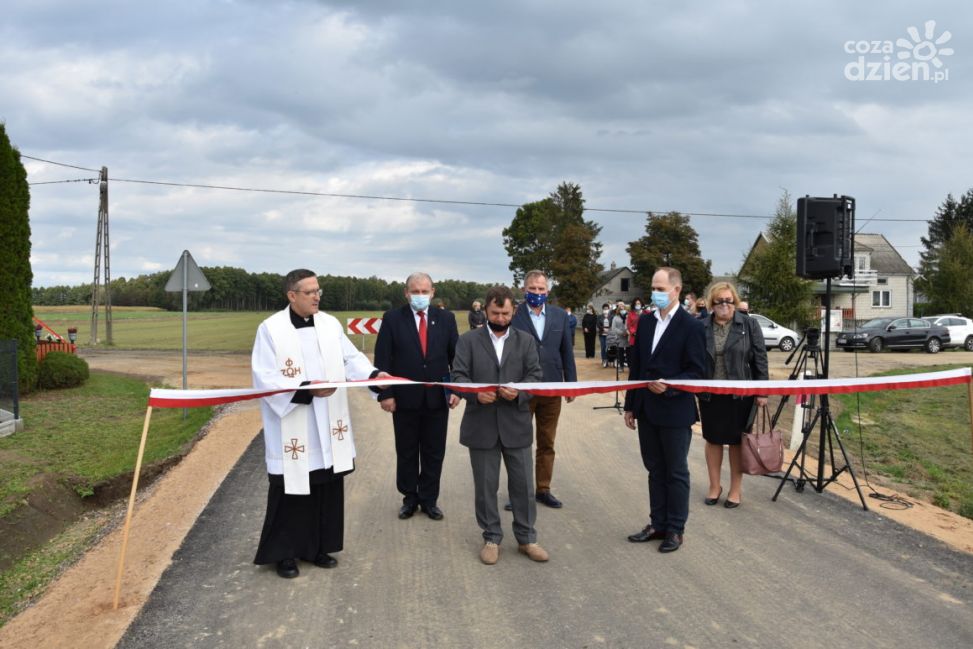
[264,309,354,494]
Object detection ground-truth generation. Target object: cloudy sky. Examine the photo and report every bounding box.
[4,0,970,289]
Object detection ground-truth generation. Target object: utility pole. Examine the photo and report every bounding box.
[89,166,113,344]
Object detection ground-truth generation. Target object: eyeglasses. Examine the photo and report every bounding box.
[712,299,735,306]
[294,289,323,297]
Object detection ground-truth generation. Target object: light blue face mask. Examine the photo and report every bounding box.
[410,294,431,311]
[650,290,671,310]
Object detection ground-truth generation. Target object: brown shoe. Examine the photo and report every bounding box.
[480,542,500,565]
[517,543,549,562]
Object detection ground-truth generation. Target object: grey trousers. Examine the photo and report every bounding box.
[468,443,537,545]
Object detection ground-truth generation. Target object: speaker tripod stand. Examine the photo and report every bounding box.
[769,324,868,510]
[593,344,624,414]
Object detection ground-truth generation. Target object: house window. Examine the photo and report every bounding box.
[857,256,867,270]
[620,278,630,292]
[872,290,891,307]
[877,278,887,285]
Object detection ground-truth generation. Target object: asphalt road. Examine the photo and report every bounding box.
[117,387,973,649]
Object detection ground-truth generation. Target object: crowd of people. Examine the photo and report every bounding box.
[251,266,766,577]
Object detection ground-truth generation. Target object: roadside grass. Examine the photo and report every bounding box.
[0,510,110,627]
[0,372,212,516]
[34,306,385,352]
[830,363,973,520]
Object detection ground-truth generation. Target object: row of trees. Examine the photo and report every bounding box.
[31,269,495,314]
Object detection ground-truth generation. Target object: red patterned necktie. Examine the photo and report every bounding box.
[418,310,428,356]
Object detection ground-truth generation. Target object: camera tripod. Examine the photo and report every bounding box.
[770,326,868,510]
[593,344,624,414]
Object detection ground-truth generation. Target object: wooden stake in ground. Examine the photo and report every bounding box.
[113,406,153,610]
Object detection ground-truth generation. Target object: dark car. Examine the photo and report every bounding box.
[836,317,950,353]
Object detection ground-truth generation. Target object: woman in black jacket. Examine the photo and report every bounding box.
[699,282,768,508]
[581,304,598,358]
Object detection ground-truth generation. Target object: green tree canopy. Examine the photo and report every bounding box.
[737,191,814,328]
[550,221,603,309]
[502,181,603,301]
[0,123,37,391]
[627,211,712,298]
[918,223,973,316]
[917,189,973,305]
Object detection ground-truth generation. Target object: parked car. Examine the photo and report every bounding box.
[749,313,799,352]
[923,314,973,351]
[835,317,950,353]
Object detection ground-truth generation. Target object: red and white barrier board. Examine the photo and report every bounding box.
[347,318,382,335]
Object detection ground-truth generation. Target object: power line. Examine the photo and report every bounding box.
[20,154,100,173]
[23,153,931,222]
[28,178,99,186]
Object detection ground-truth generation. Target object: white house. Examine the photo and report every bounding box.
[587,262,643,308]
[826,233,915,324]
[738,232,914,327]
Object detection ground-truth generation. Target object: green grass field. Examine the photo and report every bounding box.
[34,306,386,353]
[831,364,973,519]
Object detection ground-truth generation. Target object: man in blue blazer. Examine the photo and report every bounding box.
[623,267,707,553]
[509,269,577,509]
[374,272,459,520]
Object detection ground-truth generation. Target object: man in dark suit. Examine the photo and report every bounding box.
[509,269,577,509]
[374,272,459,521]
[623,267,707,553]
[452,285,547,565]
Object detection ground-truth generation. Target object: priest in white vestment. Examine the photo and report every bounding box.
[252,269,386,578]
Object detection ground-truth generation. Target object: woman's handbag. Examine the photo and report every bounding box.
[741,404,784,475]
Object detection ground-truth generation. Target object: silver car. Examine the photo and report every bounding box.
[749,313,799,352]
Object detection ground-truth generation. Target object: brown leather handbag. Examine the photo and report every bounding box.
[741,405,783,475]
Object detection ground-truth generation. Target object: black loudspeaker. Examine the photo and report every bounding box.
[796,195,855,279]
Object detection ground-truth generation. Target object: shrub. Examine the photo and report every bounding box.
[37,352,89,389]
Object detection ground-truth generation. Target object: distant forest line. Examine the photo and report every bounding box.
[31,267,496,312]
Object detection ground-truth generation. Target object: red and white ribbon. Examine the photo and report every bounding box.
[147,367,971,409]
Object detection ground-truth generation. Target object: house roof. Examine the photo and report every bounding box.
[738,231,912,276]
[597,266,630,285]
[855,233,913,275]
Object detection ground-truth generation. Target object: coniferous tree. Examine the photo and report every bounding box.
[916,190,973,304]
[737,191,814,328]
[0,124,37,391]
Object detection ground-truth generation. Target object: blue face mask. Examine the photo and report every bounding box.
[410,294,431,311]
[524,292,547,308]
[651,290,671,310]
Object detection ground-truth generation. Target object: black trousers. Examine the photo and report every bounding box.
[636,416,692,535]
[583,332,597,358]
[253,468,345,565]
[392,408,449,506]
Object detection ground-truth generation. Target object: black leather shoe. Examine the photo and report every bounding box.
[503,501,513,511]
[724,499,740,509]
[276,558,299,578]
[704,487,723,506]
[313,553,338,568]
[398,503,417,519]
[420,504,444,520]
[627,525,666,543]
[659,532,683,553]
[535,491,563,508]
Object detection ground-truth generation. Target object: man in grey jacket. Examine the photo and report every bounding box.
[452,285,548,565]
